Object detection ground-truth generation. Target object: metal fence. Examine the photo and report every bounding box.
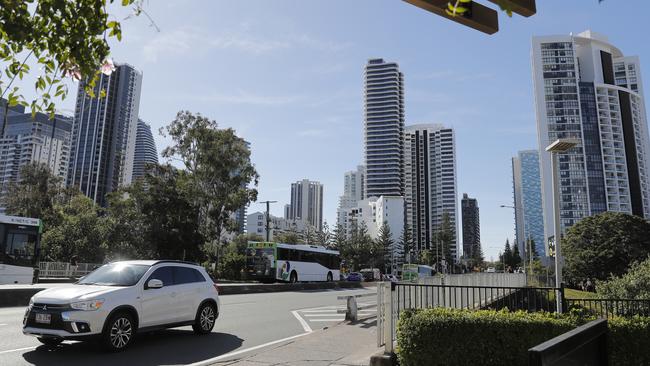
[566,298,650,318]
[377,273,533,349]
[38,262,101,278]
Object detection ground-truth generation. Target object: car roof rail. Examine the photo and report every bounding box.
[153,260,201,266]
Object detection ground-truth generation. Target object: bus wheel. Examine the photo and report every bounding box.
[327,272,333,282]
[290,271,298,283]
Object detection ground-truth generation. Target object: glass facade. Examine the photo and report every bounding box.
[514,151,546,258]
[540,42,589,230]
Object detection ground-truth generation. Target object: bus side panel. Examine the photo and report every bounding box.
[0,264,34,284]
[276,260,338,282]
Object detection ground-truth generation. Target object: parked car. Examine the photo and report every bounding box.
[23,260,220,351]
[360,268,381,281]
[346,272,363,282]
[486,267,496,273]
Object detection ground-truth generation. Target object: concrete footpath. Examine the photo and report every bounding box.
[209,319,381,366]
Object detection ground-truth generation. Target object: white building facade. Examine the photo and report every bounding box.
[336,165,365,229]
[246,211,302,241]
[404,124,459,260]
[532,31,650,253]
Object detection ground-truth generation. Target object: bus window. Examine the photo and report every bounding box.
[277,248,288,261]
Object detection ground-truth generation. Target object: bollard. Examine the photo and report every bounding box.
[346,296,358,321]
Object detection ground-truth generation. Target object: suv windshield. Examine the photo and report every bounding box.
[77,263,150,286]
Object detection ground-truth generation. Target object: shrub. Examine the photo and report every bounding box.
[397,308,650,366]
[598,256,650,300]
[396,308,580,366]
[609,316,650,365]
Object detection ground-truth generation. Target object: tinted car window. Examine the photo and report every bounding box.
[174,266,200,285]
[193,269,207,282]
[148,266,174,286]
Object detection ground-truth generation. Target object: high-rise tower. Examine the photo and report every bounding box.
[132,118,158,181]
[461,193,480,258]
[286,179,324,231]
[364,58,405,198]
[68,63,142,206]
[404,124,459,259]
[532,31,650,252]
[512,150,545,259]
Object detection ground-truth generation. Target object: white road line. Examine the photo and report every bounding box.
[0,346,36,355]
[303,313,345,317]
[309,319,345,322]
[300,309,341,313]
[291,310,313,333]
[187,332,310,366]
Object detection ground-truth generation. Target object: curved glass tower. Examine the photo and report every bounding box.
[132,119,158,180]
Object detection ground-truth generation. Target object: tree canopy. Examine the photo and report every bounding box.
[161,111,259,249]
[563,212,650,284]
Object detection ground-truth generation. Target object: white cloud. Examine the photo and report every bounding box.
[142,27,350,63]
[195,90,306,106]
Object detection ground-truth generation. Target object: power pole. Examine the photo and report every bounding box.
[259,200,277,241]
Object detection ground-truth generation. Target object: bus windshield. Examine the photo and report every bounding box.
[0,215,41,267]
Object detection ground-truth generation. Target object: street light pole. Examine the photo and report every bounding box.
[259,200,277,242]
[550,152,563,309]
[546,138,579,313]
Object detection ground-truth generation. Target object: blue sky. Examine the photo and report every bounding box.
[19,0,650,260]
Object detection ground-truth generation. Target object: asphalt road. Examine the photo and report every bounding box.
[0,288,376,366]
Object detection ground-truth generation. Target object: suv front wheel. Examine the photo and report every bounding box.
[102,312,135,352]
[192,302,217,334]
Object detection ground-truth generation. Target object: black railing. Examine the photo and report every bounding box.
[393,283,562,314]
[566,298,650,318]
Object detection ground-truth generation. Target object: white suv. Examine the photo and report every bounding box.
[23,260,220,351]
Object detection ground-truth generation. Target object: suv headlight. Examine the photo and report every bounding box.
[70,299,105,311]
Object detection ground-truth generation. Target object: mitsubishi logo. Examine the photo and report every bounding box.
[42,305,47,311]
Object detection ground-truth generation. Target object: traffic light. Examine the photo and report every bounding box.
[403,0,537,35]
[403,0,499,34]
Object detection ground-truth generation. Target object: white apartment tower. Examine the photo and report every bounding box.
[0,104,72,211]
[336,165,365,229]
[364,58,405,198]
[532,31,650,250]
[285,179,324,231]
[404,124,459,259]
[68,63,142,206]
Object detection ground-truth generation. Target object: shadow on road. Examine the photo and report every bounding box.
[22,328,243,366]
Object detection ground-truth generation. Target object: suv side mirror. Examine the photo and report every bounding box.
[147,279,163,289]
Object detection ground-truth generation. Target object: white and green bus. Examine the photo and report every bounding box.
[0,214,42,284]
[243,242,340,283]
[402,264,435,281]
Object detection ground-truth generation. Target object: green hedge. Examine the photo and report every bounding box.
[608,316,650,365]
[397,308,650,366]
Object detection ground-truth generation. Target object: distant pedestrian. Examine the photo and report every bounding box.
[586,278,594,292]
[69,255,78,278]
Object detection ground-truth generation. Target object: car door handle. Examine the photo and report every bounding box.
[171,292,177,297]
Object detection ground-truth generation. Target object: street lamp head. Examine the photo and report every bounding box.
[545,139,580,153]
